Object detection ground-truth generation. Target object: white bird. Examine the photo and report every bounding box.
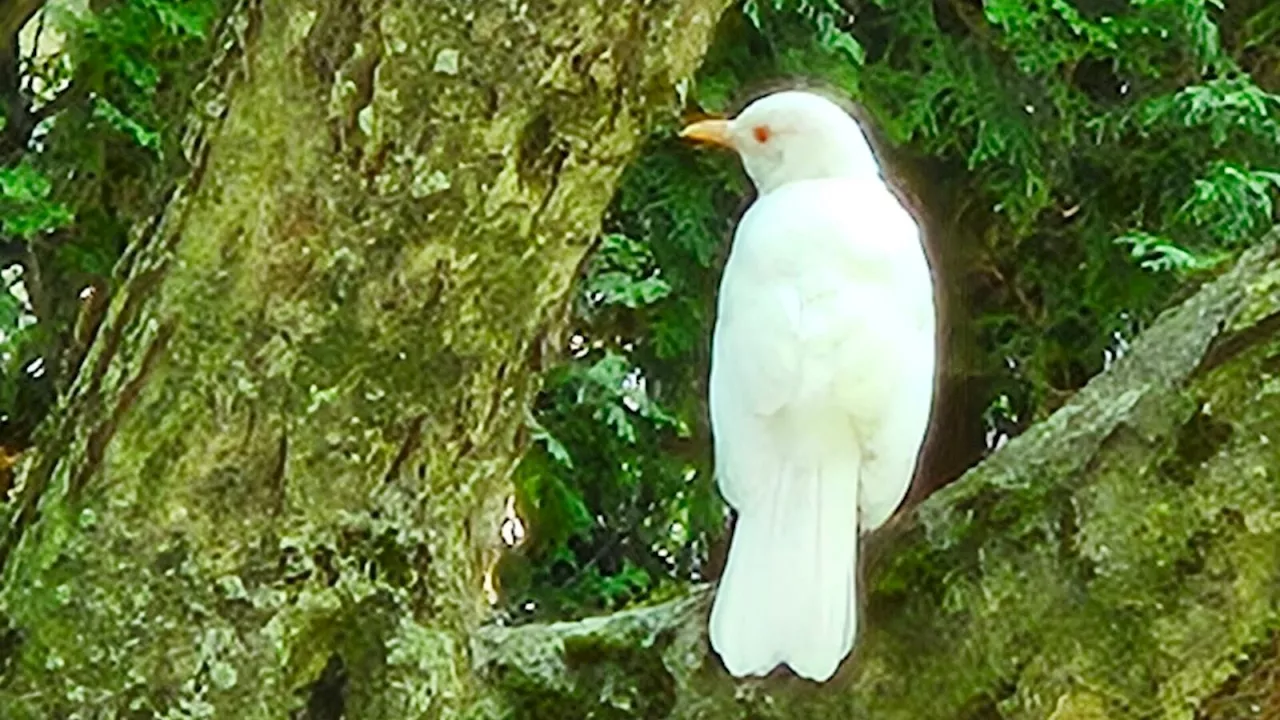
[680,90,936,682]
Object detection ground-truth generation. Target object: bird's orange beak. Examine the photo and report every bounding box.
[679,118,735,149]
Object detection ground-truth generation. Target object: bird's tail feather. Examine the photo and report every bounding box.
[709,444,861,682]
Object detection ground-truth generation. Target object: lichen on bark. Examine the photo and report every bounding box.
[475,232,1280,719]
[0,0,730,716]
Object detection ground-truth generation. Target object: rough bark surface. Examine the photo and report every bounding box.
[0,0,729,716]
[474,232,1280,719]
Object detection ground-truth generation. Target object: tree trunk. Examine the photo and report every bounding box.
[473,233,1280,720]
[0,0,729,716]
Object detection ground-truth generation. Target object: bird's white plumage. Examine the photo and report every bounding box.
[699,91,936,682]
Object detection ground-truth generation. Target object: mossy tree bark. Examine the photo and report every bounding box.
[0,0,729,716]
[475,233,1280,720]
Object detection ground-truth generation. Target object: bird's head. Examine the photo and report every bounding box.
[679,89,881,195]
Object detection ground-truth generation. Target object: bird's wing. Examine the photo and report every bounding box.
[707,203,803,510]
[707,177,935,679]
[709,178,934,512]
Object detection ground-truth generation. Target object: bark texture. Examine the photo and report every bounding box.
[475,232,1280,720]
[0,0,729,716]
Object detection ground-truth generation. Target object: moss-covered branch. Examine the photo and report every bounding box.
[476,230,1280,719]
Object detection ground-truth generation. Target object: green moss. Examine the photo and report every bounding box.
[865,243,1280,719]
[497,636,679,720]
[482,601,690,720]
[1,0,730,715]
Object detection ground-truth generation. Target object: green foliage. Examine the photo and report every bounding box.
[776,0,1280,411]
[582,234,673,310]
[0,161,72,239]
[502,0,1280,620]
[69,0,215,145]
[499,145,742,620]
[1,0,221,444]
[1178,162,1280,244]
[0,266,39,412]
[0,157,67,420]
[1113,232,1212,273]
[91,96,161,153]
[744,0,864,64]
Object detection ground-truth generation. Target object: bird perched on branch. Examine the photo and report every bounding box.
[680,89,937,682]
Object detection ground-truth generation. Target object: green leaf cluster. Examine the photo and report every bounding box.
[0,161,72,239]
[498,145,744,620]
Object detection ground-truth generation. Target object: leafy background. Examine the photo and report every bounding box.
[494,0,1280,621]
[0,0,219,456]
[2,0,1279,622]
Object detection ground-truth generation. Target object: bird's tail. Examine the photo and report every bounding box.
[709,442,861,682]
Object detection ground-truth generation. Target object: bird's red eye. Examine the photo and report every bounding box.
[753,125,771,143]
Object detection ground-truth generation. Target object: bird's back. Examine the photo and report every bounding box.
[713,176,934,434]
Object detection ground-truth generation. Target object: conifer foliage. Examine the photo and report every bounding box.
[498,0,1280,620]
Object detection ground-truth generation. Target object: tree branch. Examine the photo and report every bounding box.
[0,0,44,48]
[473,230,1280,719]
[30,79,81,125]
